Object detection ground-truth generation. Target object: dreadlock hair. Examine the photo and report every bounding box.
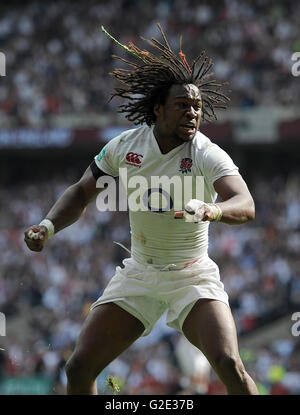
[104,23,230,126]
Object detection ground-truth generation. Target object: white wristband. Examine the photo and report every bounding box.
[39,219,55,239]
[207,203,223,221]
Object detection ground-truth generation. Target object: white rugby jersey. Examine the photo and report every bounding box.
[94,125,240,268]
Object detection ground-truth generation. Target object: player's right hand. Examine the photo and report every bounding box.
[24,225,48,252]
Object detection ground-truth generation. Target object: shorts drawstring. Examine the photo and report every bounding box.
[160,263,178,271]
[113,241,132,255]
[113,241,204,271]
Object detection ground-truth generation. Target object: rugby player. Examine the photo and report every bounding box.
[24,25,258,395]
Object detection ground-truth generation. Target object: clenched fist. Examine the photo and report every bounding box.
[24,225,48,252]
[174,199,222,223]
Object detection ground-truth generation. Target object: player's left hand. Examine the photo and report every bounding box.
[174,199,215,223]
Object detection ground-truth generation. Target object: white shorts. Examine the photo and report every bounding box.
[90,256,229,336]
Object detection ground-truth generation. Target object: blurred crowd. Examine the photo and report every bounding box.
[0,0,299,127]
[0,167,299,394]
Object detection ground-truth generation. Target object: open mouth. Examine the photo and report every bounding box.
[181,124,196,133]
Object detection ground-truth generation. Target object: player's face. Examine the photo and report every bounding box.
[154,84,202,143]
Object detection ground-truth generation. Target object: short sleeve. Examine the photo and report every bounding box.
[202,143,240,187]
[94,136,120,177]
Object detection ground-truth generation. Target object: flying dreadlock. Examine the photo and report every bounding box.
[102,24,230,126]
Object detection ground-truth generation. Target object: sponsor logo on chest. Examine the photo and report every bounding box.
[125,152,144,167]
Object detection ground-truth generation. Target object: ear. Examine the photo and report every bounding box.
[153,103,162,117]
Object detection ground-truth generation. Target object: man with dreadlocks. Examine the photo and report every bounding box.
[24,25,258,395]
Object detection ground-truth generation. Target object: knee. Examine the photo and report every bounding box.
[65,353,95,383]
[65,354,82,381]
[214,354,246,379]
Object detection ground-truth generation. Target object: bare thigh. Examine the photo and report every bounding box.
[70,302,145,376]
[182,299,240,368]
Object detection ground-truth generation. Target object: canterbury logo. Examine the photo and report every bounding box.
[125,152,143,167]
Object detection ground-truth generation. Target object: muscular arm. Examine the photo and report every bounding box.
[24,164,107,251]
[177,175,255,225]
[45,166,102,233]
[213,175,255,225]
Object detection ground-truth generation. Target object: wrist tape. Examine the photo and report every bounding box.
[39,219,55,239]
[207,203,223,221]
